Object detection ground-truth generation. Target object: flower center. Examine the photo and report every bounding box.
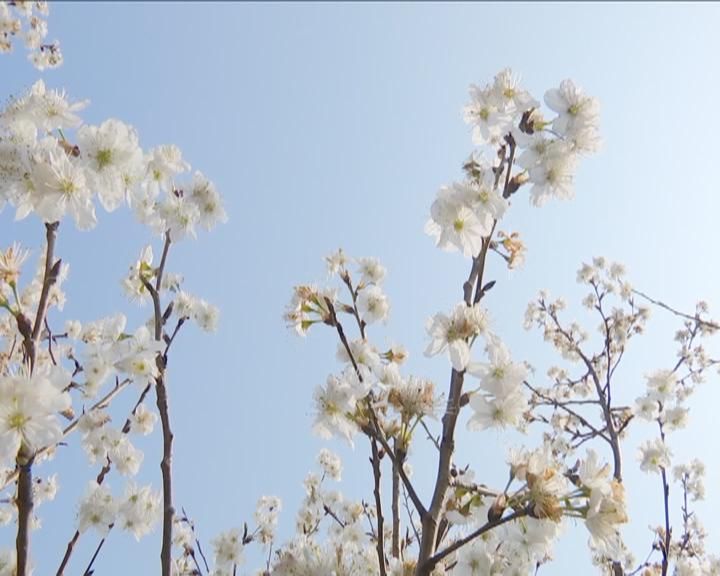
[96,148,113,169]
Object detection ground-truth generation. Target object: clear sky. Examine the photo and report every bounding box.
[2,2,720,574]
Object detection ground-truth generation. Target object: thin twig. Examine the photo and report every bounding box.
[633,289,719,331]
[82,529,111,576]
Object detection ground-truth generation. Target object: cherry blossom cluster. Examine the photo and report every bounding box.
[632,303,719,574]
[172,493,282,575]
[426,69,600,268]
[278,69,720,576]
[0,80,227,235]
[282,243,638,574]
[0,1,61,70]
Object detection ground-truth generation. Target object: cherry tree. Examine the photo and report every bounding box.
[0,3,718,576]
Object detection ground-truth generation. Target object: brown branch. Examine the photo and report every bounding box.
[423,508,528,572]
[15,451,34,576]
[155,371,174,576]
[391,438,400,559]
[156,232,171,292]
[417,227,495,573]
[660,465,671,576]
[15,215,60,576]
[365,401,426,519]
[56,530,80,576]
[370,439,387,576]
[31,222,60,342]
[341,272,366,339]
[143,233,175,576]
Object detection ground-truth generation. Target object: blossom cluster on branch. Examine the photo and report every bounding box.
[1,4,719,576]
[0,9,226,573]
[1,1,61,69]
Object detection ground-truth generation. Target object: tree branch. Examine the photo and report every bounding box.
[15,452,34,576]
[391,438,400,559]
[370,439,387,576]
[423,508,527,572]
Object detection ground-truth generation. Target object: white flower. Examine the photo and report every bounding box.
[130,404,157,436]
[317,448,342,481]
[77,482,117,535]
[159,192,200,241]
[584,482,627,559]
[119,483,161,540]
[467,390,527,430]
[145,145,189,195]
[544,79,600,152]
[503,517,559,565]
[312,375,358,444]
[454,538,497,576]
[325,248,348,276]
[459,180,508,222]
[638,438,672,473]
[122,244,154,303]
[78,118,144,211]
[467,341,527,398]
[356,257,386,285]
[65,319,82,339]
[660,405,688,430]
[30,147,96,229]
[192,298,220,332]
[112,325,164,387]
[0,242,29,287]
[357,285,389,324]
[527,143,577,207]
[425,303,489,371]
[578,450,611,494]
[425,183,492,257]
[464,84,511,145]
[633,394,659,421]
[254,495,282,544]
[33,473,58,505]
[0,367,71,465]
[388,375,436,419]
[12,80,87,133]
[187,171,227,231]
[645,369,677,403]
[212,528,243,570]
[491,68,538,115]
[173,291,196,319]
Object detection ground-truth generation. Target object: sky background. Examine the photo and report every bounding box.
[2,2,720,574]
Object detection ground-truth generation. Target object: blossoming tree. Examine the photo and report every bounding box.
[1,3,718,576]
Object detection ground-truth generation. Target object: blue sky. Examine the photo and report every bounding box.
[2,2,720,574]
